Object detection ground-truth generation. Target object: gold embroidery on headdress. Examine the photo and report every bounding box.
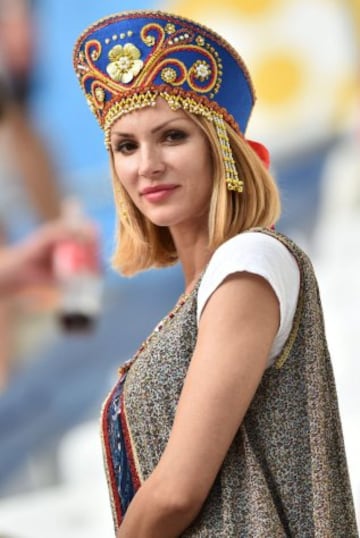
[192,60,211,81]
[104,90,158,145]
[165,23,176,35]
[161,67,177,83]
[94,87,105,103]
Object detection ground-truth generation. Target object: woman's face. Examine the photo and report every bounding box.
[110,97,213,234]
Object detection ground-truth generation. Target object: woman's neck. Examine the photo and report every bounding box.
[171,228,212,295]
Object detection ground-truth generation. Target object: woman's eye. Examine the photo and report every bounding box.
[113,140,137,154]
[164,130,187,143]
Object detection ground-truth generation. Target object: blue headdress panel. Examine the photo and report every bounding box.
[73,11,255,135]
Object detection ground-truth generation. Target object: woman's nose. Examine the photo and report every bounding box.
[138,145,165,177]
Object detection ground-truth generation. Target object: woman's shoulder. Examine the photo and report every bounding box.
[205,229,298,273]
[197,229,301,330]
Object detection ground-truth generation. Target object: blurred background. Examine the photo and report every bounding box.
[0,0,359,536]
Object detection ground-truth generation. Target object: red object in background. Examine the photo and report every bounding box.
[53,240,101,277]
[246,139,271,169]
[53,236,103,333]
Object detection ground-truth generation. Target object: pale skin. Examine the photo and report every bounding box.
[111,98,280,537]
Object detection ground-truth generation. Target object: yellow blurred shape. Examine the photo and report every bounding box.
[332,75,360,130]
[224,0,281,15]
[168,0,282,18]
[253,52,305,105]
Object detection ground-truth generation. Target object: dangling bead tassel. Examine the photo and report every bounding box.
[213,114,244,193]
[113,179,129,223]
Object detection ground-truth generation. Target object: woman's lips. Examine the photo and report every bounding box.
[140,184,178,202]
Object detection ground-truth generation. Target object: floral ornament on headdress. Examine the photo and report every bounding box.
[73,11,269,193]
[106,44,144,83]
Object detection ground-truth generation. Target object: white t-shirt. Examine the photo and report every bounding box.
[197,232,300,367]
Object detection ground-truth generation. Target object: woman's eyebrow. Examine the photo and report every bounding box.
[111,131,135,139]
[151,117,188,134]
[111,118,189,138]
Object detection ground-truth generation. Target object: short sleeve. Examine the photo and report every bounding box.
[197,232,300,367]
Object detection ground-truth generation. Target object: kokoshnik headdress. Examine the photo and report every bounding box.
[73,10,270,193]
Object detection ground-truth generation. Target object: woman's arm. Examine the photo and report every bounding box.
[117,272,280,538]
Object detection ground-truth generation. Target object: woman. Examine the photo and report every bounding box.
[73,11,358,537]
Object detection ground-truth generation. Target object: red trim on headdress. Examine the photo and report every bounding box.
[246,139,270,169]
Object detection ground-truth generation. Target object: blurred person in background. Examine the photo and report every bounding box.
[0,0,63,387]
[0,0,61,220]
[74,10,358,537]
[0,218,96,298]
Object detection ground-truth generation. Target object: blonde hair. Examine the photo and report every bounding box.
[110,113,281,276]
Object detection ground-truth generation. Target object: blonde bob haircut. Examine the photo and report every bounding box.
[110,111,281,276]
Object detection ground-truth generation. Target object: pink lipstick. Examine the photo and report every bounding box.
[141,184,178,202]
